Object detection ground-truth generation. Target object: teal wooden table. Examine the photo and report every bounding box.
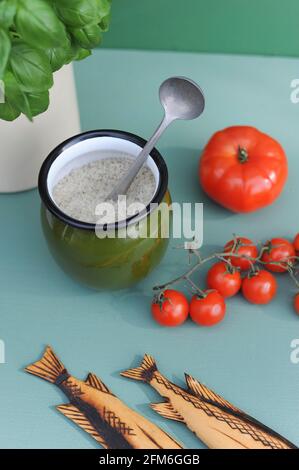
[1,50,299,449]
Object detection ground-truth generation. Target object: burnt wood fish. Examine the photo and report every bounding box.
[121,354,296,449]
[25,346,183,449]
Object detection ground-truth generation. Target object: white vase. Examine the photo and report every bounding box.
[0,64,81,193]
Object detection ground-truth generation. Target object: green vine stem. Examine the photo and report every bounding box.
[153,237,299,296]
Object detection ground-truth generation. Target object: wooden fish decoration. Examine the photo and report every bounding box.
[25,346,183,449]
[121,354,297,449]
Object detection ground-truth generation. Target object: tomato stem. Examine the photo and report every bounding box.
[238,146,248,163]
[153,237,299,294]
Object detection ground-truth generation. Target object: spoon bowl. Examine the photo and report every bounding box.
[106,76,205,201]
[159,76,205,121]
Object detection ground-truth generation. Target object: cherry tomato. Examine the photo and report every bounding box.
[190,290,226,326]
[242,270,277,304]
[261,238,295,273]
[199,126,288,213]
[152,289,189,327]
[293,233,299,253]
[293,293,299,315]
[207,262,241,298]
[224,237,258,271]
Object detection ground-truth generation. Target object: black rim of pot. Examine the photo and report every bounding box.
[38,129,169,231]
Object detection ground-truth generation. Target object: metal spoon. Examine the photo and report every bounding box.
[105,76,205,201]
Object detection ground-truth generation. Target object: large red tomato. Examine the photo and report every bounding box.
[199,126,288,213]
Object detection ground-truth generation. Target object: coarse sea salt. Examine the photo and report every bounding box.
[53,152,156,224]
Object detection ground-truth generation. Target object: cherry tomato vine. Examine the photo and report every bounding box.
[151,234,299,327]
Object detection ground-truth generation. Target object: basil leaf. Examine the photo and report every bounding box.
[0,0,17,28]
[96,0,111,22]
[10,43,53,93]
[73,46,92,61]
[46,44,74,72]
[3,70,32,120]
[54,0,99,27]
[0,101,20,121]
[99,13,110,32]
[16,0,70,49]
[0,28,11,79]
[27,90,49,117]
[71,23,102,49]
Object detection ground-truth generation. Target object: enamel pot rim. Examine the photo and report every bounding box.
[38,129,169,231]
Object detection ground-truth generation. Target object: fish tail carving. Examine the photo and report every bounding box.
[121,354,157,383]
[25,346,69,385]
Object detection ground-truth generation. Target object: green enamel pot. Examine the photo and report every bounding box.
[38,130,171,290]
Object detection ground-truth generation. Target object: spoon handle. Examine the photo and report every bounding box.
[106,114,172,200]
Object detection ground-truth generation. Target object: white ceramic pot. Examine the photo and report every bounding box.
[0,64,81,193]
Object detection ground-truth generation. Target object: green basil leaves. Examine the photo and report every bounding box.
[10,43,53,93]
[27,90,50,117]
[0,28,11,78]
[54,0,100,28]
[46,45,74,72]
[0,0,17,28]
[71,23,102,49]
[15,0,70,49]
[0,0,112,121]
[2,70,32,120]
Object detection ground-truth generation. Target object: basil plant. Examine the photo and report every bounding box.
[0,0,111,121]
